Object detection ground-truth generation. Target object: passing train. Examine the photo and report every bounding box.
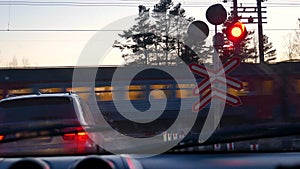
[0,62,299,134]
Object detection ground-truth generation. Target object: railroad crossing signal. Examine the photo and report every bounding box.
[225,21,247,43]
[188,57,243,112]
[187,20,209,43]
[206,3,227,25]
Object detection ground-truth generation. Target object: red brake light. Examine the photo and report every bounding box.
[62,127,88,141]
[77,132,88,141]
[63,133,76,140]
[0,135,4,141]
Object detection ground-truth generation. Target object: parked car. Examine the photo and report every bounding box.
[0,93,101,155]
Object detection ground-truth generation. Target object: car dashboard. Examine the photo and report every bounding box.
[2,152,300,169]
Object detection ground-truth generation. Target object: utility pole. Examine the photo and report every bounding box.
[227,0,267,64]
[257,0,265,64]
[233,0,238,19]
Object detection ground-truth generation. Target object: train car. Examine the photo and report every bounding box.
[0,63,297,134]
[277,62,300,121]
[224,63,281,125]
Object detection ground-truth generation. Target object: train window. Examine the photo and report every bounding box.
[125,85,145,100]
[240,81,249,95]
[150,90,170,99]
[150,84,172,89]
[296,80,300,94]
[262,80,273,95]
[8,88,33,95]
[39,88,63,93]
[227,81,249,96]
[176,83,196,98]
[228,88,239,96]
[242,82,249,91]
[0,89,3,99]
[126,91,145,100]
[95,86,114,101]
[95,86,113,92]
[176,84,196,88]
[150,84,173,99]
[66,87,91,92]
[126,85,146,90]
[95,92,113,101]
[66,87,92,101]
[176,89,194,98]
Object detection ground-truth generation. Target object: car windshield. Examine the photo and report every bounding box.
[0,0,299,158]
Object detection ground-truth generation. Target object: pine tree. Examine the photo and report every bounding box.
[113,0,212,66]
[113,5,153,65]
[263,35,277,63]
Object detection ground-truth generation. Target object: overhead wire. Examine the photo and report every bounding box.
[0,28,298,32]
[0,0,299,31]
[0,1,154,7]
[0,1,298,7]
[7,0,11,30]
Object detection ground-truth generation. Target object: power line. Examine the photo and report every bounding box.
[0,1,297,8]
[0,1,154,6]
[0,28,298,32]
[7,0,11,30]
[0,1,298,32]
[0,29,124,31]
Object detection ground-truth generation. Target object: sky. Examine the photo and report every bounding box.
[0,0,298,67]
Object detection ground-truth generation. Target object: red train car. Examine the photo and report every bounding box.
[0,62,298,133]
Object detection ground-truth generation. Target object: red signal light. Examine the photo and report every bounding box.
[225,21,247,43]
[231,27,242,37]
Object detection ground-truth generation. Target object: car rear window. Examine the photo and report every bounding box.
[0,97,77,123]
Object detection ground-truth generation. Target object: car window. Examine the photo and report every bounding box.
[0,97,77,123]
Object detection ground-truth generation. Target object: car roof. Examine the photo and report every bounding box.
[0,93,78,102]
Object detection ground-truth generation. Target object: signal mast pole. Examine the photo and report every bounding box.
[232,0,240,55]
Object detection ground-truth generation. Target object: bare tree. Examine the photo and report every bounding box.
[283,18,300,61]
[21,57,30,67]
[7,56,31,68]
[284,32,300,60]
[8,56,18,68]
